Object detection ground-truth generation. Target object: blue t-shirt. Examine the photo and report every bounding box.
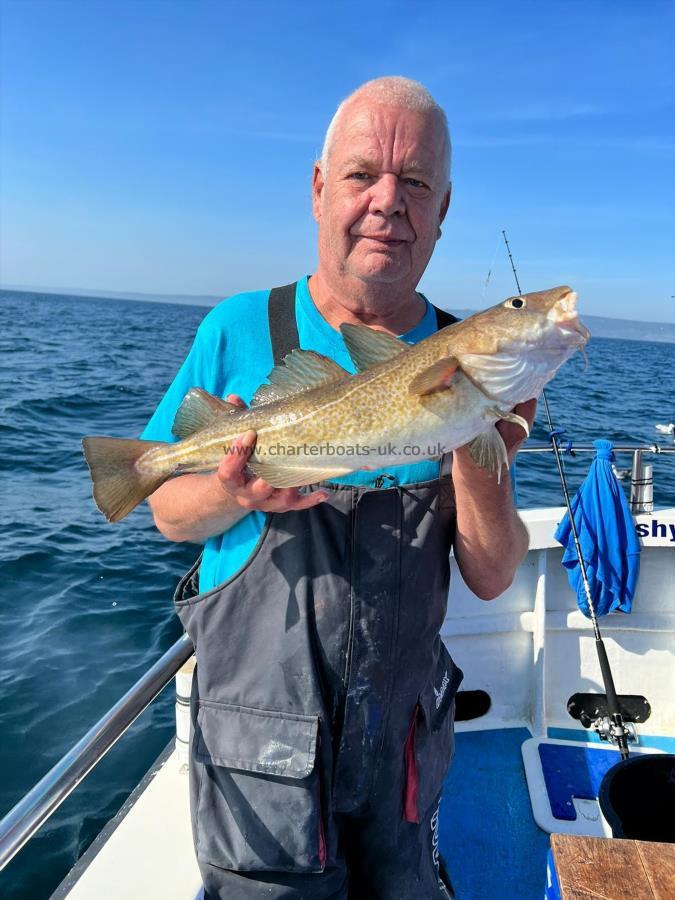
[142,276,442,591]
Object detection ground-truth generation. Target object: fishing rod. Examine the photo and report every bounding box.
[501,230,631,760]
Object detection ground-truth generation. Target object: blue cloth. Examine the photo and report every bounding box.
[142,276,442,592]
[554,439,640,617]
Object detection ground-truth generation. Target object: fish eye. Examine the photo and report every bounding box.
[506,297,526,309]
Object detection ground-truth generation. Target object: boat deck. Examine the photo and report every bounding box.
[53,726,552,899]
[441,727,550,898]
[51,742,201,900]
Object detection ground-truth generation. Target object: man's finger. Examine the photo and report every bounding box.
[216,430,257,487]
[270,487,329,510]
[514,398,537,429]
[243,477,276,503]
[289,490,329,510]
[259,489,329,512]
[251,488,328,513]
[226,393,248,409]
[273,488,304,507]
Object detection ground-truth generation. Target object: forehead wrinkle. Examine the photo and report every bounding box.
[339,153,380,171]
[328,103,448,184]
[336,142,438,174]
[400,160,432,175]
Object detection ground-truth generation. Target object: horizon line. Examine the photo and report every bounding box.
[2,283,675,329]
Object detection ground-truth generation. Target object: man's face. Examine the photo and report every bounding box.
[312,102,450,292]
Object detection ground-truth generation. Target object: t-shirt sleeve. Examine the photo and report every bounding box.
[140,314,227,442]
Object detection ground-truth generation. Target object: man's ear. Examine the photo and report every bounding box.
[312,161,324,222]
[439,182,451,225]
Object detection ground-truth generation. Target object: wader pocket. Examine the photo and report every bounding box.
[404,646,463,822]
[193,701,326,873]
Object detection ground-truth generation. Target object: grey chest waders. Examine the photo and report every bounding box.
[173,284,464,899]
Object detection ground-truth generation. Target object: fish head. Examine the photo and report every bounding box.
[449,286,590,405]
[502,285,588,343]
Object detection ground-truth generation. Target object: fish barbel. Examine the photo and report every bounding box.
[83,286,589,521]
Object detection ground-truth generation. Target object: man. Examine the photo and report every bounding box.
[143,77,533,899]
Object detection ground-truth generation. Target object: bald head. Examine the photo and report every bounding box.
[320,76,451,181]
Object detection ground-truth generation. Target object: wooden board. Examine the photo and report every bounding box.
[551,833,675,900]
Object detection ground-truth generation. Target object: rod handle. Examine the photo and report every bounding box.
[596,638,620,714]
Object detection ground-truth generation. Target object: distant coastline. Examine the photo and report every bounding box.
[0,284,224,307]
[3,286,675,344]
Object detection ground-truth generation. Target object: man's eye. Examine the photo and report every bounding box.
[403,178,428,189]
[348,172,370,181]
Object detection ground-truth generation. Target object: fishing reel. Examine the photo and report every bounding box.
[567,692,650,748]
[592,716,638,747]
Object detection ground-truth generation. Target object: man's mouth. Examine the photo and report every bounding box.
[355,235,408,245]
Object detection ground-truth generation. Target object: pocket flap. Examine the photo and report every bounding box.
[195,701,319,779]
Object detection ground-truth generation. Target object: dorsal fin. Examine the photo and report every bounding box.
[172,388,239,439]
[250,384,292,406]
[339,323,406,372]
[251,349,349,406]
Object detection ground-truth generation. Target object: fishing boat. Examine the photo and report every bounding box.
[1,442,673,899]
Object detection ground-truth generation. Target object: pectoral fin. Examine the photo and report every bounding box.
[408,357,460,396]
[467,428,509,483]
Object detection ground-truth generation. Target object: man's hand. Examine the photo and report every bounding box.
[454,398,537,471]
[496,398,537,462]
[450,398,537,600]
[147,393,327,543]
[216,395,328,514]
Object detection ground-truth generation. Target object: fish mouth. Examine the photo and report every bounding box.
[547,290,590,342]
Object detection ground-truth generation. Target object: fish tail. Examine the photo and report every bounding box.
[82,436,171,522]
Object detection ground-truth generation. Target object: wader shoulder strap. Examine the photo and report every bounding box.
[418,291,459,330]
[268,282,300,365]
[432,304,460,330]
[268,283,458,365]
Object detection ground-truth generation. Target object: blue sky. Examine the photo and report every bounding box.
[1,0,674,322]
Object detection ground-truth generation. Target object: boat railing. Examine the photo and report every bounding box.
[0,632,194,870]
[518,441,675,514]
[0,442,673,871]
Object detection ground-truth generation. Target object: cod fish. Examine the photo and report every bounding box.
[83,286,589,522]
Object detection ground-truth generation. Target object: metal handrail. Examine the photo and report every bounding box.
[517,442,675,455]
[0,632,194,870]
[516,442,674,513]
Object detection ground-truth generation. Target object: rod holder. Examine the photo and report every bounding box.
[630,450,654,514]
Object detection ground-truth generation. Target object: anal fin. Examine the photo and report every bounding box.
[247,457,351,488]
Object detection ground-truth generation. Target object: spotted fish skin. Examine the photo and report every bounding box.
[83,286,589,520]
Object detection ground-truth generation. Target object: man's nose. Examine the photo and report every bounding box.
[368,173,405,217]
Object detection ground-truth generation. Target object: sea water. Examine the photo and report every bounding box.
[1,289,673,899]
